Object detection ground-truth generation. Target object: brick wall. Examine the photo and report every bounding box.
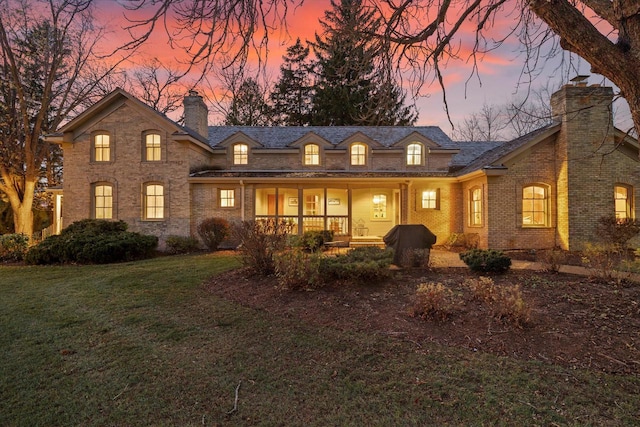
[61,100,210,246]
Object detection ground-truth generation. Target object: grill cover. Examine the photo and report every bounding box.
[383,224,437,265]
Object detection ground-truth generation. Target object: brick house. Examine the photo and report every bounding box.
[48,82,640,250]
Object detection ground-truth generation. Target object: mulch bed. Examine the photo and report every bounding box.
[206,265,640,375]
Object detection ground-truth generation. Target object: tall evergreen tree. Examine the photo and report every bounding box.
[270,38,314,126]
[225,78,272,126]
[310,0,416,126]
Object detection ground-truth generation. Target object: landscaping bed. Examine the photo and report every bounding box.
[207,265,640,375]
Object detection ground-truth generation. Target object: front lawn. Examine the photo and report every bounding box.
[1,253,638,425]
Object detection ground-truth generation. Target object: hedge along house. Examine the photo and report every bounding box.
[47,81,640,251]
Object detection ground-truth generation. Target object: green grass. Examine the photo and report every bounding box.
[1,253,639,426]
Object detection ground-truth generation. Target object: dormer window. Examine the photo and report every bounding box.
[350,143,366,166]
[93,133,111,162]
[407,143,423,165]
[304,144,320,165]
[233,143,248,165]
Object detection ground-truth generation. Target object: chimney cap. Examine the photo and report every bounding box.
[188,89,199,97]
[570,75,590,86]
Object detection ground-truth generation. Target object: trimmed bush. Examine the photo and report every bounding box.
[459,249,511,273]
[274,248,323,290]
[25,219,157,265]
[197,217,230,251]
[165,235,201,254]
[0,233,28,262]
[319,246,393,284]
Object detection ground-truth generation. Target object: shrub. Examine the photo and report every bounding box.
[399,248,431,268]
[274,248,322,290]
[541,248,566,273]
[233,219,293,275]
[459,249,511,273]
[411,282,458,320]
[464,277,530,326]
[319,247,393,284]
[464,276,498,303]
[491,284,531,326]
[25,219,157,265]
[596,215,640,250]
[197,217,230,251]
[0,233,28,262]
[581,242,627,283]
[165,235,201,254]
[299,230,334,252]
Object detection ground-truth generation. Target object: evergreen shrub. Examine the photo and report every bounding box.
[165,235,201,254]
[459,249,511,273]
[0,233,28,261]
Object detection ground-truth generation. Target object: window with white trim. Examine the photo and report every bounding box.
[350,143,366,166]
[421,189,438,209]
[615,184,633,220]
[144,184,164,219]
[522,184,549,227]
[145,133,161,161]
[469,187,482,226]
[94,184,113,219]
[233,143,248,165]
[304,144,320,165]
[220,189,235,207]
[407,143,423,165]
[94,134,110,162]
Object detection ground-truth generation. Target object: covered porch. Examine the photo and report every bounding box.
[254,183,404,241]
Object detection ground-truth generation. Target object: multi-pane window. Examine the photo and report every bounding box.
[522,185,548,226]
[372,194,387,219]
[94,184,113,219]
[615,185,632,220]
[422,190,438,209]
[233,143,248,165]
[350,143,366,166]
[469,187,482,226]
[145,133,161,161]
[407,143,422,165]
[304,144,320,165]
[145,184,164,219]
[220,189,235,207]
[94,134,110,162]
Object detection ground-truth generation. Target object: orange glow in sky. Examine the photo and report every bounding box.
[93,0,609,134]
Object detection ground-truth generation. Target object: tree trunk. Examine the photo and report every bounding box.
[3,178,35,238]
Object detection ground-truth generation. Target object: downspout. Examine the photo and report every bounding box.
[240,180,245,221]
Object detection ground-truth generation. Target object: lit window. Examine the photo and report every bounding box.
[372,194,387,219]
[145,133,161,161]
[220,189,235,207]
[615,185,632,220]
[350,143,366,166]
[145,184,164,219]
[233,144,248,165]
[304,144,320,165]
[94,184,113,219]
[94,134,110,162]
[522,185,548,227]
[407,143,422,165]
[470,187,482,226]
[422,189,438,209]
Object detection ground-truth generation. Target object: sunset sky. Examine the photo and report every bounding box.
[96,0,629,136]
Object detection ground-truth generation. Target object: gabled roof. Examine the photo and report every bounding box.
[453,123,561,176]
[57,88,210,146]
[206,126,458,150]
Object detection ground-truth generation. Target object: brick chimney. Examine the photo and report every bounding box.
[550,79,615,250]
[183,90,209,139]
